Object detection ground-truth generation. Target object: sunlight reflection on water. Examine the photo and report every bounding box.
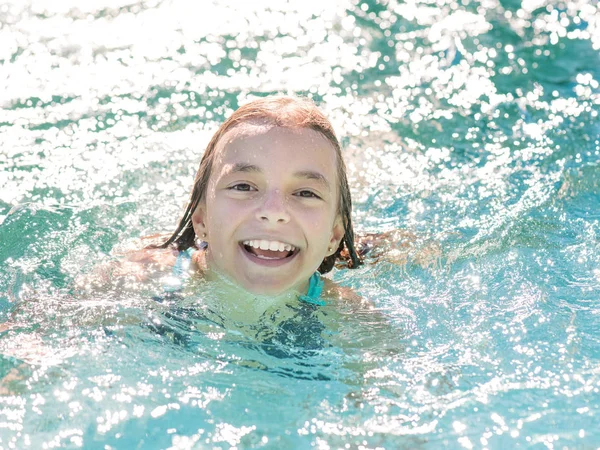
[1,0,600,448]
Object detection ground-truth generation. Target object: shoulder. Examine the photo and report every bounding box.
[321,277,369,306]
[126,246,209,274]
[125,246,180,267]
[90,246,179,283]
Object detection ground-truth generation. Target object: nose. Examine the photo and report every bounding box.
[256,189,290,224]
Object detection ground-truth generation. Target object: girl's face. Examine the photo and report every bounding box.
[192,125,344,296]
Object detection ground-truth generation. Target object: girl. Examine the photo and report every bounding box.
[3,97,407,373]
[96,96,433,308]
[137,95,364,307]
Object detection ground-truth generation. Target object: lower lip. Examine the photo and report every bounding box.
[238,244,298,267]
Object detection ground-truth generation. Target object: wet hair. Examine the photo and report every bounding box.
[156,95,362,273]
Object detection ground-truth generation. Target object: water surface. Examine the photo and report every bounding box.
[1,0,600,448]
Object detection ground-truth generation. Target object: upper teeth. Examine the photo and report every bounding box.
[243,240,296,252]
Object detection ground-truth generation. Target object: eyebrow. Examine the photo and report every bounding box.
[293,170,331,190]
[228,163,331,190]
[230,162,261,173]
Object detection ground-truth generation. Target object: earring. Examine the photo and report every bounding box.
[202,233,206,238]
[327,247,332,253]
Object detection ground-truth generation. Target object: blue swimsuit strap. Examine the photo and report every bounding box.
[162,248,194,293]
[299,272,325,306]
[162,249,325,306]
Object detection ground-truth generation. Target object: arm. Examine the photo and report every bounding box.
[340,229,442,269]
[73,245,180,292]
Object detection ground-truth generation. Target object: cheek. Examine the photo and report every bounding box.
[301,209,336,237]
[206,197,250,228]
[206,193,228,218]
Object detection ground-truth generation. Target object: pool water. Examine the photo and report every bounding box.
[1,0,600,448]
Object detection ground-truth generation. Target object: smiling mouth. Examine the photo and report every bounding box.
[241,239,298,260]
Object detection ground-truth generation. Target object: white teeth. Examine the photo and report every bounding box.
[242,240,296,252]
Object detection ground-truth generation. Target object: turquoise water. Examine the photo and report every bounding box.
[1,0,600,448]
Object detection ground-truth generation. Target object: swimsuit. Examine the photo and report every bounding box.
[149,248,329,358]
[161,247,194,293]
[158,248,325,306]
[298,272,325,306]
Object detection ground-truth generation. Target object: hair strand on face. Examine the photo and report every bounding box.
[151,95,362,273]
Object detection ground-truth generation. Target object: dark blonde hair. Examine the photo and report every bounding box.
[157,96,361,273]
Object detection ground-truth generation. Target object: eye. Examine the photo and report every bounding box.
[228,183,256,192]
[295,190,321,199]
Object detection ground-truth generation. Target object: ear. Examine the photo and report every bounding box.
[327,215,345,255]
[191,202,208,241]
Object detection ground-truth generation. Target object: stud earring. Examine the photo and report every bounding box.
[202,233,207,239]
[327,247,332,253]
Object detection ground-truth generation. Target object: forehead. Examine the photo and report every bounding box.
[214,125,338,173]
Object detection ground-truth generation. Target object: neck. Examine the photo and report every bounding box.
[192,249,309,313]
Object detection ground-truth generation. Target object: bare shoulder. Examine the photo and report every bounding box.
[321,277,373,308]
[113,234,183,269]
[123,246,179,267]
[345,229,441,269]
[119,245,208,276]
[75,246,180,289]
